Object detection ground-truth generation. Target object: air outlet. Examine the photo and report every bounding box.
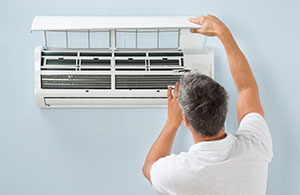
[115,75,181,89]
[41,75,111,89]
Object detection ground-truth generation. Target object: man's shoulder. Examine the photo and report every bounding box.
[150,152,198,194]
[235,112,273,161]
[151,150,206,181]
[151,152,194,177]
[153,152,190,169]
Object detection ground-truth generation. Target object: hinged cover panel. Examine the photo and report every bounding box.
[31,16,202,31]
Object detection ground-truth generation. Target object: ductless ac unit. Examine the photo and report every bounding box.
[31,16,214,108]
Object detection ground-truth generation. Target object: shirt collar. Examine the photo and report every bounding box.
[188,133,237,152]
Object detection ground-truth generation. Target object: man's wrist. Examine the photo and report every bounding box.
[165,119,181,131]
[217,26,231,42]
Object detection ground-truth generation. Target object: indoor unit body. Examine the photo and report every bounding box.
[31,16,214,108]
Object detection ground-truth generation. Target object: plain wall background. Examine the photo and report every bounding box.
[0,0,299,194]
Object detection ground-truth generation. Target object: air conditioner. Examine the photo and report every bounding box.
[31,16,214,108]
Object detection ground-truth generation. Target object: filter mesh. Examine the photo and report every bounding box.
[41,75,111,89]
[115,75,181,89]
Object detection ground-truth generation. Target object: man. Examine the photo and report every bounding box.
[142,15,273,195]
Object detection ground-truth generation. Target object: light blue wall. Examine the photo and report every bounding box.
[0,0,299,194]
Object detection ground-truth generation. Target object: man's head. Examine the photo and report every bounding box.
[178,73,228,137]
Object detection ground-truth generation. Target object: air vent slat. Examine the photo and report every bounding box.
[42,52,77,56]
[115,52,146,57]
[115,68,145,71]
[41,75,111,89]
[41,68,77,71]
[81,59,111,66]
[80,69,111,71]
[149,52,183,57]
[80,52,112,57]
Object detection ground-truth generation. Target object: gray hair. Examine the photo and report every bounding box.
[178,73,228,137]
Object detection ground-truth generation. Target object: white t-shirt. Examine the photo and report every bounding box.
[150,112,273,195]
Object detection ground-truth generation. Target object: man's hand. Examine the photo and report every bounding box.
[167,82,183,128]
[188,15,228,38]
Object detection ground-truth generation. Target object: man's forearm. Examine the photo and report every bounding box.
[142,120,179,182]
[218,28,258,93]
[218,26,264,121]
[143,83,182,183]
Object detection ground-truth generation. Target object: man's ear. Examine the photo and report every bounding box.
[183,115,190,127]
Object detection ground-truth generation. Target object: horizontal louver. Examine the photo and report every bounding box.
[80,52,112,57]
[115,75,181,89]
[42,51,77,56]
[115,52,146,57]
[41,75,111,89]
[148,52,183,57]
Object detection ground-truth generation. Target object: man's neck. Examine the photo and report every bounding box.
[192,129,227,143]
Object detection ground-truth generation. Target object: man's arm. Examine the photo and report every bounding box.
[142,82,183,183]
[189,15,264,123]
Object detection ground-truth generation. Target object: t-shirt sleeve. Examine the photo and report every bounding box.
[236,112,273,161]
[150,154,176,195]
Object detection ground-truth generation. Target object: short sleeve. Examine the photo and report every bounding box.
[150,155,176,195]
[236,112,273,161]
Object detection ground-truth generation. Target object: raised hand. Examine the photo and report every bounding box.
[167,82,183,128]
[188,15,228,38]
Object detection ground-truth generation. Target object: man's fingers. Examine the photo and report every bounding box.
[190,28,204,33]
[167,86,173,100]
[188,18,197,24]
[173,82,179,98]
[188,16,204,25]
